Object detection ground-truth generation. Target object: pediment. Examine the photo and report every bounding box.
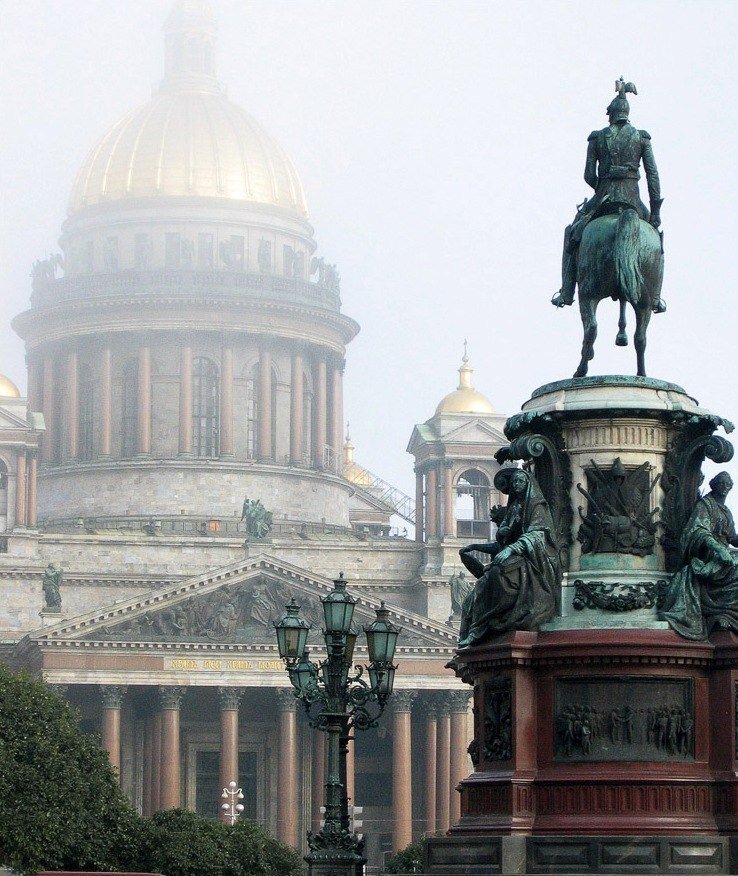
[29,554,458,651]
[439,418,507,445]
[0,406,32,432]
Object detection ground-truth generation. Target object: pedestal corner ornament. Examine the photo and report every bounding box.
[425,78,738,875]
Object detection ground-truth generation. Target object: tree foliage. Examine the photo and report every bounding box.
[0,667,304,875]
[383,840,424,873]
[0,666,145,874]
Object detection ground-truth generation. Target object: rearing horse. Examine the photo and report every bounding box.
[574,208,664,378]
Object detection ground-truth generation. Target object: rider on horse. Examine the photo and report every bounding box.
[552,79,666,314]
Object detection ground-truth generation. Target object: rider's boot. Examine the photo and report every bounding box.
[652,294,667,314]
[552,233,576,307]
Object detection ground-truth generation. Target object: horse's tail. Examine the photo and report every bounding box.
[613,208,642,308]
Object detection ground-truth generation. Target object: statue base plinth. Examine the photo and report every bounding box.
[424,834,734,874]
[425,629,738,874]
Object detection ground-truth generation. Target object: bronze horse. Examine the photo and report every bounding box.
[574,208,664,378]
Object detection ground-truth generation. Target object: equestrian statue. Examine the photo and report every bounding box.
[552,78,665,378]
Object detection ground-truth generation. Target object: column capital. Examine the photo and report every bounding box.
[276,688,298,712]
[420,697,439,719]
[447,689,473,713]
[392,690,417,713]
[159,685,187,710]
[100,684,128,709]
[218,686,245,711]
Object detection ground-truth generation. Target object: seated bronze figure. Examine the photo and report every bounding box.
[458,468,560,647]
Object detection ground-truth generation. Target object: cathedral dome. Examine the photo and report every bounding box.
[435,352,495,415]
[68,2,307,218]
[0,374,21,399]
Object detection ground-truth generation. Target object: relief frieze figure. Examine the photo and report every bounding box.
[554,677,694,762]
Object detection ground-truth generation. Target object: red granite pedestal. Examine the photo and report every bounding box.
[424,629,738,874]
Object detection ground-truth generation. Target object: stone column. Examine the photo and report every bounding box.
[142,716,154,817]
[220,345,234,457]
[26,454,37,527]
[42,355,54,464]
[100,346,112,457]
[14,451,26,528]
[258,348,273,460]
[159,686,186,810]
[426,465,438,540]
[311,731,325,835]
[137,346,152,456]
[313,357,327,469]
[66,349,78,460]
[415,469,425,543]
[100,685,127,778]
[218,687,244,823]
[449,690,472,825]
[276,689,298,847]
[290,350,304,465]
[435,697,451,832]
[330,362,344,472]
[346,733,355,807]
[151,711,162,813]
[392,690,416,851]
[423,700,438,835]
[178,346,193,456]
[443,463,455,538]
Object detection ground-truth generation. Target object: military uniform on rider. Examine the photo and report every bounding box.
[553,93,666,314]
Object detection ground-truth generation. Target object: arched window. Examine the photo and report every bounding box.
[78,364,94,461]
[121,359,138,459]
[193,357,220,458]
[455,469,491,538]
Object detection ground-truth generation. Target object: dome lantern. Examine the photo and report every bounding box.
[434,344,495,416]
[162,0,219,93]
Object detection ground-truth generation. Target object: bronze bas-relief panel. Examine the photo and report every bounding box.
[554,676,694,762]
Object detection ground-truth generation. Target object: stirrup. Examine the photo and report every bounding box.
[551,289,574,307]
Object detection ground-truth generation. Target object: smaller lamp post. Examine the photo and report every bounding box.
[274,574,400,876]
[221,780,244,826]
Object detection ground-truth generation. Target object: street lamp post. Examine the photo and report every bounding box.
[274,573,400,876]
[221,780,245,825]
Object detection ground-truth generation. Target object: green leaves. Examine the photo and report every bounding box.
[0,668,304,876]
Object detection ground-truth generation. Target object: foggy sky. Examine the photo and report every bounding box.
[2,0,738,502]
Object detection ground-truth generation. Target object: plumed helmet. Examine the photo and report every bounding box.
[606,96,630,121]
[607,77,637,121]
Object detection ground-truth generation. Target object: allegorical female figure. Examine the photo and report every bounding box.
[659,471,738,639]
[457,468,560,647]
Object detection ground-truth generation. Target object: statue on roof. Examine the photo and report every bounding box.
[42,563,63,611]
[551,79,666,378]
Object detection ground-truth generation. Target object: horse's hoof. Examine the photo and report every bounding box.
[615,333,628,347]
[573,368,587,378]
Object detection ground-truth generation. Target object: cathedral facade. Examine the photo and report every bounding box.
[0,2,509,869]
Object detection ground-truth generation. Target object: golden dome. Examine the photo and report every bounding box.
[435,349,495,416]
[68,2,307,217]
[0,374,21,399]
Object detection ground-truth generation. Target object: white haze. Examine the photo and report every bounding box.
[2,0,738,503]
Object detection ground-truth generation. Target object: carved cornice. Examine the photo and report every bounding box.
[158,685,187,710]
[100,684,127,709]
[218,686,245,711]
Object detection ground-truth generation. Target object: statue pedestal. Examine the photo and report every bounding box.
[425,378,738,874]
